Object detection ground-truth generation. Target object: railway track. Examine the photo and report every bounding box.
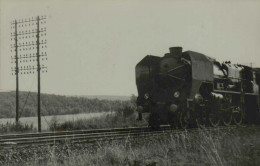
[0,126,169,148]
[0,125,241,149]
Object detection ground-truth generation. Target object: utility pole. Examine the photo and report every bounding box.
[14,20,19,124]
[11,16,47,132]
[36,16,41,132]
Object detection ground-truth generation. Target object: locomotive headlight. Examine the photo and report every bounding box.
[174,91,180,98]
[170,104,178,112]
[194,93,203,101]
[144,93,149,99]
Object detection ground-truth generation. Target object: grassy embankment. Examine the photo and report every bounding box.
[48,106,148,131]
[4,126,260,166]
[0,105,144,133]
[0,122,35,133]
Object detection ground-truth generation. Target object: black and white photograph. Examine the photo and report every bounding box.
[0,0,260,165]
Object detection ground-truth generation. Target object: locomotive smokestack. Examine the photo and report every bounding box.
[169,47,182,58]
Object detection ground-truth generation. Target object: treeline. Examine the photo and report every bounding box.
[0,91,136,119]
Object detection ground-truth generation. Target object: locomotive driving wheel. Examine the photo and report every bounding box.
[196,116,207,128]
[195,106,208,128]
[208,101,221,127]
[232,106,243,125]
[222,108,232,126]
[208,111,220,127]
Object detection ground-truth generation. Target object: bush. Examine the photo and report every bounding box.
[49,106,146,131]
[116,106,135,118]
[0,121,35,133]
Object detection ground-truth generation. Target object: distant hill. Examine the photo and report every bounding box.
[0,91,134,119]
[79,95,130,101]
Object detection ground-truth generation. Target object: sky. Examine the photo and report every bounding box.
[0,0,260,96]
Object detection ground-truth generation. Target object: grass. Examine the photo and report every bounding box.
[0,105,141,133]
[0,112,111,131]
[2,126,260,166]
[1,105,259,165]
[0,121,35,134]
[49,106,148,131]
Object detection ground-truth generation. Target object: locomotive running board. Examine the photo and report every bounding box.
[214,89,257,96]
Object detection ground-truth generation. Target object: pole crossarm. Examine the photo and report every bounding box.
[11,42,47,48]
[10,17,46,25]
[11,54,47,60]
[11,30,46,36]
[11,66,47,71]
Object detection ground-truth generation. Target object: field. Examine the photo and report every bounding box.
[0,106,259,165]
[0,112,113,131]
[1,104,259,165]
[2,126,259,166]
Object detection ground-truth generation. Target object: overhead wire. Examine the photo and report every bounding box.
[19,74,37,118]
[29,92,51,130]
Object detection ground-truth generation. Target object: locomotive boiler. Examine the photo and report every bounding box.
[135,47,260,128]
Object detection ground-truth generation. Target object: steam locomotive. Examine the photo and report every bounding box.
[135,47,260,128]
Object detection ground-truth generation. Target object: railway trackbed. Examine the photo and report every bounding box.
[0,125,242,149]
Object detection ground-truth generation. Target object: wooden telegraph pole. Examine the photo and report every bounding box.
[11,16,47,132]
[36,16,41,132]
[14,20,19,124]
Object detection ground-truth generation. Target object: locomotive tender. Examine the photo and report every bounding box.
[135,47,260,128]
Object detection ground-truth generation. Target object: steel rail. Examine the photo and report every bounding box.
[0,126,155,139]
[0,130,157,144]
[0,125,243,148]
[0,126,170,147]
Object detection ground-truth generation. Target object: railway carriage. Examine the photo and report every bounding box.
[135,47,260,128]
